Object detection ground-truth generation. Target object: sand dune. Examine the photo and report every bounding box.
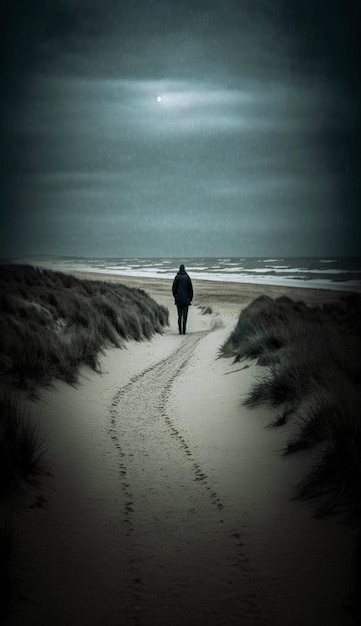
[10,276,354,626]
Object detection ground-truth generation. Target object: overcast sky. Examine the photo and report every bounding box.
[1,0,360,258]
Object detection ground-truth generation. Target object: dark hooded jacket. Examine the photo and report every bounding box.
[172,265,193,306]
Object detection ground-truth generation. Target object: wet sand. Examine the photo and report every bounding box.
[11,274,355,625]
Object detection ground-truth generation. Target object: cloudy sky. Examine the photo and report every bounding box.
[1,0,360,258]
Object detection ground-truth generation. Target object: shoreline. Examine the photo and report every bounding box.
[64,267,354,305]
[6,257,361,294]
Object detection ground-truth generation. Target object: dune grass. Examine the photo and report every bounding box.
[221,292,361,617]
[0,263,169,391]
[220,292,361,524]
[0,385,47,501]
[0,384,46,619]
[0,262,169,619]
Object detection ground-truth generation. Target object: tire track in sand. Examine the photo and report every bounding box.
[108,324,266,626]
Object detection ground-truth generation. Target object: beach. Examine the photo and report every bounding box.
[9,273,355,626]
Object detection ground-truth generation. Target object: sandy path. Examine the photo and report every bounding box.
[11,278,355,626]
[106,320,265,625]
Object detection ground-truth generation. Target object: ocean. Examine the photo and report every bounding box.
[22,256,361,292]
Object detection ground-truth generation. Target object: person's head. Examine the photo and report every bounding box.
[179,263,185,272]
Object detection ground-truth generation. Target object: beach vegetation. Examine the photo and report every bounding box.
[220,291,361,616]
[220,294,361,600]
[0,384,46,618]
[0,263,169,391]
[220,293,361,525]
[0,385,46,501]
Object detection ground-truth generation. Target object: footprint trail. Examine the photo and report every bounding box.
[108,326,265,625]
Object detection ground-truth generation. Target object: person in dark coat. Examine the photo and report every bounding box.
[172,263,193,334]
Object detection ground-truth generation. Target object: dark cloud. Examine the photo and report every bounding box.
[1,0,360,258]
[3,1,359,85]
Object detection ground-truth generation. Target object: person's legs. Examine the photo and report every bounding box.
[177,305,182,334]
[177,305,189,334]
[182,305,189,334]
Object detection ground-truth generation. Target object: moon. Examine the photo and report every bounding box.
[156,95,162,103]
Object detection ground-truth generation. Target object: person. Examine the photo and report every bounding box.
[172,263,193,334]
